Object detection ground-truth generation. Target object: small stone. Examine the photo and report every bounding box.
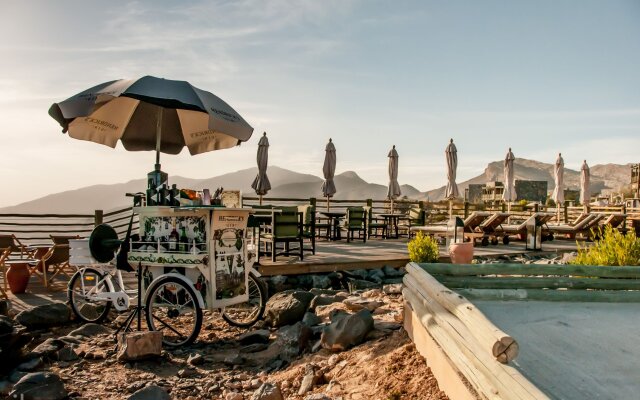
[347,279,380,292]
[241,343,269,353]
[68,323,112,338]
[309,294,348,310]
[321,310,374,352]
[178,368,199,378]
[297,368,318,395]
[224,354,245,366]
[304,394,332,400]
[327,354,341,368]
[116,331,162,362]
[251,381,283,400]
[238,329,271,345]
[128,384,171,400]
[343,297,384,312]
[31,338,65,358]
[263,290,315,328]
[226,392,243,400]
[187,353,204,366]
[55,345,80,362]
[383,283,403,294]
[0,380,13,396]
[17,357,43,372]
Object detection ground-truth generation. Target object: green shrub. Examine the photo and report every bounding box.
[408,231,440,263]
[571,226,640,266]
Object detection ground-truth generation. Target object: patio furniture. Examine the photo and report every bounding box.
[30,243,73,288]
[0,234,28,257]
[260,207,304,262]
[478,212,511,245]
[0,248,11,298]
[546,213,605,240]
[321,211,346,241]
[378,212,402,239]
[497,212,555,241]
[398,207,427,238]
[599,213,627,233]
[5,259,36,294]
[342,207,367,243]
[365,206,387,239]
[298,205,317,255]
[50,235,80,245]
[410,211,492,240]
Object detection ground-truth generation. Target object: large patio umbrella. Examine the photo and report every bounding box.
[551,153,565,224]
[251,132,271,205]
[445,139,460,217]
[580,160,590,210]
[502,148,517,220]
[387,145,401,213]
[321,138,337,211]
[48,76,254,172]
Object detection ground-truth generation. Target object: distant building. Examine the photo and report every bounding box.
[466,180,548,205]
[632,164,640,198]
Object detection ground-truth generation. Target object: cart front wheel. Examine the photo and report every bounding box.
[222,272,267,328]
[68,268,112,323]
[145,276,203,347]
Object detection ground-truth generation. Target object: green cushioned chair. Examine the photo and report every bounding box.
[343,206,367,243]
[398,207,427,238]
[298,205,317,255]
[260,206,304,262]
[365,206,386,239]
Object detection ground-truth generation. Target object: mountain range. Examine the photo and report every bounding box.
[1,161,632,214]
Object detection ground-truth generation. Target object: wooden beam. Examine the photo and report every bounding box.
[456,288,640,302]
[406,263,518,363]
[436,276,640,291]
[418,263,640,279]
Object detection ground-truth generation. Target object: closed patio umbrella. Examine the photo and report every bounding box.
[580,160,590,210]
[387,145,401,213]
[321,138,337,211]
[445,139,460,217]
[48,76,253,172]
[251,132,271,205]
[551,153,565,224]
[503,148,516,221]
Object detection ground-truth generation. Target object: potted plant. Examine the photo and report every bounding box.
[449,240,474,264]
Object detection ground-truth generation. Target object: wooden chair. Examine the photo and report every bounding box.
[365,206,386,239]
[50,235,80,245]
[31,243,73,288]
[0,234,28,257]
[0,247,11,298]
[343,207,367,243]
[398,207,426,238]
[298,205,316,255]
[260,207,304,262]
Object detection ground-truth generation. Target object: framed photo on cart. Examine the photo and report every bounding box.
[220,190,242,208]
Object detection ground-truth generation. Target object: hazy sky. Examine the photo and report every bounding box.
[1,0,639,207]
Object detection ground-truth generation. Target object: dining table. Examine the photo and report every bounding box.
[378,213,402,239]
[320,211,346,241]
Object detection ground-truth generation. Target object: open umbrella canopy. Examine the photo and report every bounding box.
[387,145,401,199]
[502,148,517,202]
[321,138,337,198]
[251,132,271,196]
[551,153,565,205]
[48,76,253,157]
[444,139,460,199]
[580,160,590,205]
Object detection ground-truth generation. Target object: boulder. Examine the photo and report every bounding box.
[251,382,283,400]
[0,316,13,334]
[0,300,9,316]
[15,303,71,330]
[16,357,43,372]
[267,275,291,294]
[264,290,315,328]
[55,345,79,362]
[383,266,404,277]
[383,283,403,295]
[275,322,312,362]
[348,269,369,279]
[309,294,348,310]
[238,329,271,345]
[298,364,319,395]
[0,380,12,396]
[302,312,321,326]
[31,338,65,358]
[116,331,162,362]
[311,275,331,289]
[9,372,68,400]
[128,384,171,400]
[347,279,380,292]
[320,309,374,352]
[68,323,112,338]
[187,353,204,366]
[343,297,384,312]
[367,269,386,283]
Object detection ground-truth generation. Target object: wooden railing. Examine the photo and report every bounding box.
[1,196,638,242]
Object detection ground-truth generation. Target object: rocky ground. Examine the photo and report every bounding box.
[0,266,450,400]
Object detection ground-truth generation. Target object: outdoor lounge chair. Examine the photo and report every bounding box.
[260,207,304,262]
[342,207,367,243]
[365,206,386,239]
[599,213,627,233]
[398,207,427,238]
[546,213,605,240]
[495,212,555,241]
[410,211,492,241]
[478,212,510,245]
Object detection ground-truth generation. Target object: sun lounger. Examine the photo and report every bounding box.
[497,212,555,241]
[478,212,510,245]
[599,213,626,232]
[410,211,492,241]
[546,213,605,239]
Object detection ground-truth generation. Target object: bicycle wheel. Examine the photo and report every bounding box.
[145,276,203,347]
[68,267,112,323]
[222,272,267,328]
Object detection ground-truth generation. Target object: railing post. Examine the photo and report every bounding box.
[464,201,469,218]
[534,203,539,213]
[94,209,103,227]
[309,197,316,207]
[563,201,568,224]
[622,204,627,233]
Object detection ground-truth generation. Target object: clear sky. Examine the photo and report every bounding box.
[1,0,639,207]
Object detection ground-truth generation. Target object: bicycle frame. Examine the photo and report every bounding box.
[76,266,137,312]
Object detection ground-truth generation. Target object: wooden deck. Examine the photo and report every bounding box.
[4,238,582,312]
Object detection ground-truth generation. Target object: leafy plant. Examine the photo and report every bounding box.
[407,231,440,263]
[571,226,640,266]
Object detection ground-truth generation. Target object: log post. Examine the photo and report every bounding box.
[94,210,103,227]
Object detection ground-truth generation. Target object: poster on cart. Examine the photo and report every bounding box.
[210,209,250,307]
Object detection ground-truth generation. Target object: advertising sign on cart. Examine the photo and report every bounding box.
[210,208,250,308]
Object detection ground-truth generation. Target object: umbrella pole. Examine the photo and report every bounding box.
[507,202,511,224]
[449,199,453,218]
[155,107,163,169]
[390,199,394,214]
[259,195,263,206]
[327,196,330,212]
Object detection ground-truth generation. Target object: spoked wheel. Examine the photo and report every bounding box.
[145,276,203,347]
[222,272,267,328]
[68,268,112,323]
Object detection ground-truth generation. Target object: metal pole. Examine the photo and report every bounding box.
[155,107,163,167]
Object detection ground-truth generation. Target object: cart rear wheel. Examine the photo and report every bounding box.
[145,276,202,347]
[222,272,267,328]
[68,268,112,323]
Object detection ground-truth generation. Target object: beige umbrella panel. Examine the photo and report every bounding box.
[251,132,271,205]
[580,160,590,210]
[445,139,460,216]
[551,153,565,224]
[502,148,516,221]
[321,138,337,211]
[387,145,401,213]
